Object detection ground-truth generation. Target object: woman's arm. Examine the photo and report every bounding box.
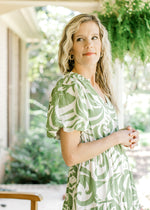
[60,128,139,166]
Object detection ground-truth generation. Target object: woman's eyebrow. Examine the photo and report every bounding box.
[74,34,84,38]
[91,33,100,36]
[75,33,99,38]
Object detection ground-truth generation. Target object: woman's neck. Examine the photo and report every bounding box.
[72,66,107,103]
[72,65,96,87]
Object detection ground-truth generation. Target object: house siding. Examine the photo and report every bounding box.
[0,20,29,183]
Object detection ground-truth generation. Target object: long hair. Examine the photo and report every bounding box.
[58,14,118,110]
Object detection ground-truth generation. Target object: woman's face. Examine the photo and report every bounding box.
[71,21,101,68]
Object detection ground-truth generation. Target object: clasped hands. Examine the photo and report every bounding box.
[120,126,139,149]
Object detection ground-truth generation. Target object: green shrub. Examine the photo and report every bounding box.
[124,107,150,132]
[4,99,68,184]
[4,131,68,184]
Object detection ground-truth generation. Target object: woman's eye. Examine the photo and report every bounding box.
[76,38,83,42]
[92,36,99,40]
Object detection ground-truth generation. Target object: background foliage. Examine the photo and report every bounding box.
[29,6,78,106]
[123,56,150,137]
[4,6,78,184]
[4,100,68,184]
[95,0,150,138]
[96,0,150,62]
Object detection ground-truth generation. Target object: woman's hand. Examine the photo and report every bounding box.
[119,126,139,149]
[127,126,139,149]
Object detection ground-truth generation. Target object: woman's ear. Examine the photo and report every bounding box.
[69,49,74,61]
[70,49,73,55]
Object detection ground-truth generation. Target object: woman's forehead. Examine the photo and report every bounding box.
[74,21,100,36]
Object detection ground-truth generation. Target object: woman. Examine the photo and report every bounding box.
[47,14,140,209]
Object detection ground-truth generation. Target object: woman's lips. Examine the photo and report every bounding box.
[83,52,96,56]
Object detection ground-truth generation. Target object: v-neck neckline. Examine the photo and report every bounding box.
[69,71,109,106]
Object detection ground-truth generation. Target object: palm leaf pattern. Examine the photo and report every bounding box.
[47,72,140,209]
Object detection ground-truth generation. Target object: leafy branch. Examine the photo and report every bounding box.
[95,0,150,62]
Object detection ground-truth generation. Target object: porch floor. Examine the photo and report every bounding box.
[0,184,65,210]
[0,179,150,209]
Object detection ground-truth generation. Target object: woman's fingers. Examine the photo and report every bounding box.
[129,130,139,139]
[127,125,136,133]
[130,141,138,149]
[129,134,139,149]
[123,132,139,148]
[124,141,138,149]
[127,126,132,130]
[119,127,139,149]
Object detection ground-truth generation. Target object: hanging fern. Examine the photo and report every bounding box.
[95,0,150,62]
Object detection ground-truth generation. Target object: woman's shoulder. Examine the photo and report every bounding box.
[56,72,77,86]
[52,72,86,95]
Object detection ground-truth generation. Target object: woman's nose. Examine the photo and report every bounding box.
[85,39,93,48]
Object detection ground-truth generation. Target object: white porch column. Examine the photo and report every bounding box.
[7,29,20,146]
[0,20,8,183]
[113,59,124,129]
[19,40,30,131]
[0,20,8,148]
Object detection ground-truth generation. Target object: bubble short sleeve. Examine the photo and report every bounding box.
[46,76,89,139]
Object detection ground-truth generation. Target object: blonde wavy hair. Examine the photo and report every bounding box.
[58,14,118,110]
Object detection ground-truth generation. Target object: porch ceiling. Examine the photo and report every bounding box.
[0,0,104,15]
[1,7,41,42]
